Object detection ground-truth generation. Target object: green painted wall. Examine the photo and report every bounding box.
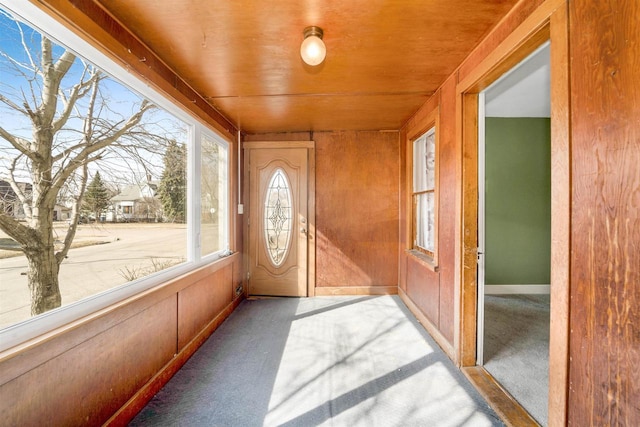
[485,117,551,284]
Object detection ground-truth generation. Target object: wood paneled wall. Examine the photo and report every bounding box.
[315,131,399,291]
[400,78,457,347]
[246,131,400,294]
[0,255,243,426]
[568,0,640,424]
[400,0,639,424]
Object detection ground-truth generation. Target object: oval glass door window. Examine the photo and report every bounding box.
[264,168,293,266]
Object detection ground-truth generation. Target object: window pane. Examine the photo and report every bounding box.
[0,8,188,328]
[425,131,436,190]
[413,136,427,191]
[415,192,435,253]
[200,133,228,256]
[413,128,435,192]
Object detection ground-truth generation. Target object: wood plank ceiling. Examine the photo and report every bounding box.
[94,0,519,134]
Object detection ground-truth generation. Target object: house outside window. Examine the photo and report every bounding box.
[0,2,230,350]
[412,127,437,258]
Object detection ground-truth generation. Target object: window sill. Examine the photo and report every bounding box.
[406,249,439,272]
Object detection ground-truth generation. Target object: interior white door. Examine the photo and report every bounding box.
[477,92,486,366]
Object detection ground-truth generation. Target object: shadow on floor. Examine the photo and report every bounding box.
[132,295,504,426]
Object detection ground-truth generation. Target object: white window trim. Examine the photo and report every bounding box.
[0,0,231,351]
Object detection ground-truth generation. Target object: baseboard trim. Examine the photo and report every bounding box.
[314,286,398,296]
[485,284,550,295]
[398,288,455,361]
[105,294,244,427]
[461,366,540,427]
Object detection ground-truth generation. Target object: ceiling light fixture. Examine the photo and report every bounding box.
[300,26,326,66]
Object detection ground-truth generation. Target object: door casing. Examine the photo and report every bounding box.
[455,1,571,425]
[243,140,316,297]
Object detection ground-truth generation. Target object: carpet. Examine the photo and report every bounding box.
[131,295,504,426]
[483,294,550,426]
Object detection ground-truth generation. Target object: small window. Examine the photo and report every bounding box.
[412,127,436,257]
[200,132,228,257]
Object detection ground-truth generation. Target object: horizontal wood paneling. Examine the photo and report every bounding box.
[315,131,399,288]
[568,0,640,424]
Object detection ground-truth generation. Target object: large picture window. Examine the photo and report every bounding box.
[412,127,436,257]
[0,2,229,348]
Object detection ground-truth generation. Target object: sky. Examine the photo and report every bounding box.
[0,6,187,189]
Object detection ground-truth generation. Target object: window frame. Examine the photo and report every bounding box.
[0,0,231,351]
[407,108,439,269]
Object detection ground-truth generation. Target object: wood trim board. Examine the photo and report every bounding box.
[547,3,571,425]
[314,286,398,296]
[462,366,539,427]
[399,288,454,360]
[454,0,570,424]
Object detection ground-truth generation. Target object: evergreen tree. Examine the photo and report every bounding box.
[158,140,186,222]
[82,171,110,222]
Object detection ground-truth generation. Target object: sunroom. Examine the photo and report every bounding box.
[0,0,637,426]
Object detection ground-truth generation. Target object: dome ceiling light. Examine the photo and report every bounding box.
[300,26,326,66]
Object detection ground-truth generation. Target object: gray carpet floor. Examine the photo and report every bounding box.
[131,295,504,426]
[483,294,550,426]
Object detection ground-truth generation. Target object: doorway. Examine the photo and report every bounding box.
[477,42,551,425]
[244,141,315,297]
[458,5,571,425]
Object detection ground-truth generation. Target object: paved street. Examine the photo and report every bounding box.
[0,223,187,328]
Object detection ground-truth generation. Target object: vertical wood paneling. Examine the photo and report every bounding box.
[569,0,640,424]
[406,258,440,325]
[437,75,458,344]
[0,256,242,426]
[178,265,233,349]
[315,131,399,288]
[0,295,178,426]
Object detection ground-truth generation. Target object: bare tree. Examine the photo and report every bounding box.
[0,15,155,315]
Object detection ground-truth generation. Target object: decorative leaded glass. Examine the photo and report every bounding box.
[264,168,292,266]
